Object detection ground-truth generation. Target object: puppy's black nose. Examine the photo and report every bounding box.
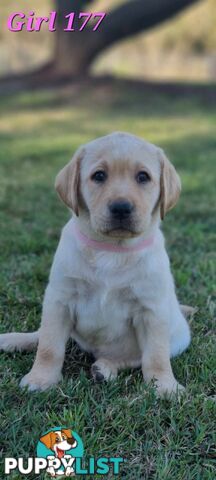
[109,200,134,219]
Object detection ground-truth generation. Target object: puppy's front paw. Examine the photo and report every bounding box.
[156,379,185,398]
[20,370,61,392]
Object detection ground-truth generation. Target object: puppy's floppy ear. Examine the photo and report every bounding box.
[158,149,181,220]
[39,432,53,450]
[55,147,85,216]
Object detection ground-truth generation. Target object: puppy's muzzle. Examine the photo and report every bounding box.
[108,200,134,220]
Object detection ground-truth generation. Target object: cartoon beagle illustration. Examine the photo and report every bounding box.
[40,428,77,476]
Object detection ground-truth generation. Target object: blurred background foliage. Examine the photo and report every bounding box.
[0,0,216,81]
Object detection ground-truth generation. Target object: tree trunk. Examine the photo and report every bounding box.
[52,0,201,76]
[53,0,98,75]
[0,0,201,87]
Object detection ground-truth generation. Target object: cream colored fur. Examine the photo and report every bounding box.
[0,132,193,396]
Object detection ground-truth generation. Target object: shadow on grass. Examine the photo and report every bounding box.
[0,76,216,115]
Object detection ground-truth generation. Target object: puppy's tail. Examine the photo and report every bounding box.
[0,330,39,352]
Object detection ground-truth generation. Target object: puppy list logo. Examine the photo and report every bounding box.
[5,426,124,477]
[37,427,83,476]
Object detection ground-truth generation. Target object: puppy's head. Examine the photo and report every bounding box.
[55,132,181,237]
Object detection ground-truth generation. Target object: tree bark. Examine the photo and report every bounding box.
[0,0,201,87]
[53,0,99,75]
[52,0,201,76]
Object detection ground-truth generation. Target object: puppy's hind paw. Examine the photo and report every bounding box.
[91,364,106,383]
[0,332,38,352]
[91,359,118,383]
[180,304,198,319]
[0,333,20,352]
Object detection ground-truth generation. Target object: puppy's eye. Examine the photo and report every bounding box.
[136,171,151,184]
[56,438,60,443]
[91,170,107,183]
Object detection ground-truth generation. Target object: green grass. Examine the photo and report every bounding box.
[0,80,215,479]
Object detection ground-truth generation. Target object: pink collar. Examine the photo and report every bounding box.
[73,224,154,253]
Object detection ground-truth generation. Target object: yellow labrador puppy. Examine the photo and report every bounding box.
[0,132,192,396]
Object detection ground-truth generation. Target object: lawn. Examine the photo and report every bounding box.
[0,80,215,479]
